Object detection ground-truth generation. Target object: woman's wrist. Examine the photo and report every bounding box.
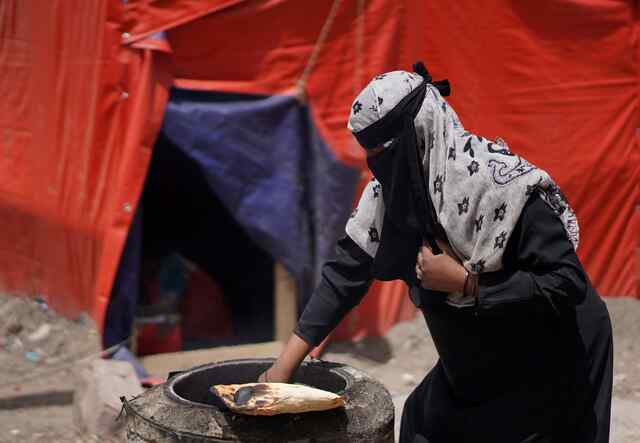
[458,266,468,293]
[463,270,479,298]
[270,333,313,379]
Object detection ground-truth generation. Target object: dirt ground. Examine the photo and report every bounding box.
[0,295,638,442]
[0,295,104,443]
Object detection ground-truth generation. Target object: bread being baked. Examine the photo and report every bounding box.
[210,382,345,416]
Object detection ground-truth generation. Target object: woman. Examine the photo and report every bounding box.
[260,63,613,443]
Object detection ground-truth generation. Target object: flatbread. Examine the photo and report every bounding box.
[210,382,345,416]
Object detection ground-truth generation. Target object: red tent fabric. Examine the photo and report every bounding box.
[0,0,637,341]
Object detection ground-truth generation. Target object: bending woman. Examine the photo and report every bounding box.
[260,63,613,443]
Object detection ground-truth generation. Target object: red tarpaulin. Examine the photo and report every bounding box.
[0,0,637,341]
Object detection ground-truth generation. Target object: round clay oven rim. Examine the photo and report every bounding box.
[164,358,354,409]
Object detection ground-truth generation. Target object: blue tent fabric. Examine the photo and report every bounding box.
[103,204,143,348]
[162,89,360,310]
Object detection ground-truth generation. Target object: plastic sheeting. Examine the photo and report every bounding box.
[0,0,172,327]
[0,0,637,341]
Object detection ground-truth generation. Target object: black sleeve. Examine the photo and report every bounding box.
[477,194,587,312]
[294,236,374,346]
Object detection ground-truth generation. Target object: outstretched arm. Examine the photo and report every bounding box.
[260,236,374,382]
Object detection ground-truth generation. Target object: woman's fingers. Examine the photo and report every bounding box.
[420,245,434,260]
[434,239,461,262]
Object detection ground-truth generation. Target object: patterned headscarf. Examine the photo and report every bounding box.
[346,65,579,285]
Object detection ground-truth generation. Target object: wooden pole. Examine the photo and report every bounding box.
[274,262,297,342]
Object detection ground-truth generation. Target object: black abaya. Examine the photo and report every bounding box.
[294,195,613,443]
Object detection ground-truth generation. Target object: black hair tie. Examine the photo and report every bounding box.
[413,61,451,97]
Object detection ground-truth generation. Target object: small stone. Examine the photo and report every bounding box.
[6,323,22,335]
[9,429,19,435]
[73,359,143,436]
[28,324,51,342]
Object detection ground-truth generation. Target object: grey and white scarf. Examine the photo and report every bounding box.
[346,70,579,303]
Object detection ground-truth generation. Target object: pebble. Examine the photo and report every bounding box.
[27,323,51,342]
[7,323,22,335]
[9,429,20,435]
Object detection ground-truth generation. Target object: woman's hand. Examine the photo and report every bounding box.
[258,363,294,383]
[416,241,467,293]
[257,333,313,383]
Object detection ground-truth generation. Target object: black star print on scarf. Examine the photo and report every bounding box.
[378,97,384,105]
[448,147,456,160]
[463,138,475,158]
[368,226,380,242]
[471,259,485,273]
[372,182,381,198]
[467,160,479,176]
[494,231,507,249]
[474,214,484,233]
[457,197,470,215]
[433,174,444,193]
[494,202,507,221]
[352,101,363,114]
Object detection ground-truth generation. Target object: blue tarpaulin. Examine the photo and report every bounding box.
[161,90,359,304]
[104,89,359,347]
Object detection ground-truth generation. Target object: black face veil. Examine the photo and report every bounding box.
[352,62,450,280]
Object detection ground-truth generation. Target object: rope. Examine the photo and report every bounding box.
[296,0,343,99]
[0,337,130,390]
[354,0,366,94]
